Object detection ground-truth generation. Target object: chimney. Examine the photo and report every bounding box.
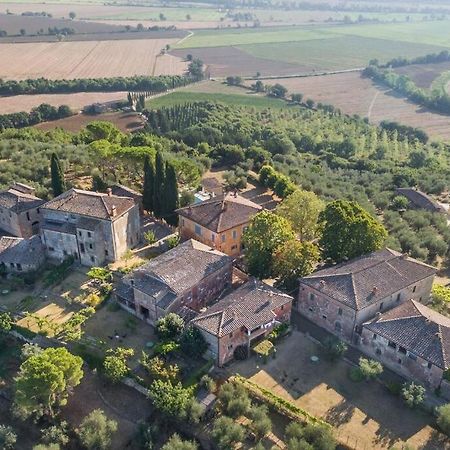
[372,286,378,295]
[106,187,112,196]
[222,201,228,212]
[319,280,325,288]
[130,279,135,286]
[110,205,117,217]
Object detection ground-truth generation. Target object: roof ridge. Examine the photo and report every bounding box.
[438,324,448,369]
[216,198,226,234]
[100,195,110,216]
[350,273,359,309]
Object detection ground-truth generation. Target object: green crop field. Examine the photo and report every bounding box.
[175,20,450,49]
[241,36,446,71]
[146,91,289,109]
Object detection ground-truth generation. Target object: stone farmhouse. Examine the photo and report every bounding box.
[192,279,292,366]
[177,192,262,257]
[40,188,140,267]
[0,235,45,274]
[361,300,450,390]
[0,183,44,238]
[297,248,437,343]
[115,239,233,325]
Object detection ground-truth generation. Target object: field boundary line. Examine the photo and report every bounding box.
[367,89,383,120]
[176,30,194,46]
[240,67,364,81]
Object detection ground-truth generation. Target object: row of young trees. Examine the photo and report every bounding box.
[0,75,192,96]
[0,103,72,131]
[373,49,450,69]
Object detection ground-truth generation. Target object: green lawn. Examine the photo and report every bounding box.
[175,20,450,49]
[240,35,446,71]
[146,91,290,109]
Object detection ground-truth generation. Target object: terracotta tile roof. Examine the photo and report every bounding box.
[42,188,135,220]
[0,235,44,266]
[396,188,446,213]
[111,184,142,201]
[300,248,436,311]
[364,300,450,369]
[0,187,44,213]
[177,193,262,233]
[192,279,292,337]
[118,239,232,310]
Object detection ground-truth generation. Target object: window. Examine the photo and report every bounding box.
[398,358,402,365]
[376,348,382,355]
[322,315,327,320]
[408,353,417,361]
[89,243,93,250]
[10,263,14,268]
[105,249,109,256]
[194,224,202,236]
[63,250,68,256]
[90,256,95,263]
[87,232,92,238]
[396,293,401,302]
[388,341,397,349]
[427,362,432,369]
[231,245,237,250]
[221,234,226,242]
[78,231,82,237]
[413,285,417,293]
[309,307,314,312]
[309,293,316,302]
[229,332,233,338]
[399,346,407,355]
[181,218,185,226]
[17,263,22,271]
[48,246,55,252]
[338,307,343,316]
[379,302,384,311]
[211,233,215,242]
[281,305,284,310]
[372,333,377,340]
[26,212,30,221]
[232,230,237,239]
[80,243,85,253]
[228,344,233,350]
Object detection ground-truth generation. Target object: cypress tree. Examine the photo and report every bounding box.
[50,152,65,197]
[153,150,165,218]
[163,161,179,226]
[142,155,154,213]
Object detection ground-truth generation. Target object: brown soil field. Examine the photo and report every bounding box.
[0,38,187,80]
[0,12,125,35]
[171,46,310,77]
[394,61,450,89]
[255,72,450,141]
[35,111,144,133]
[0,91,128,113]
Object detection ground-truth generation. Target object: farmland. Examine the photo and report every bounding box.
[394,61,450,89]
[0,38,187,80]
[0,91,127,114]
[35,111,144,132]
[251,72,450,141]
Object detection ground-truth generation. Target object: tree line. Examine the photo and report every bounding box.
[372,50,450,69]
[0,103,72,131]
[363,64,450,115]
[0,75,193,96]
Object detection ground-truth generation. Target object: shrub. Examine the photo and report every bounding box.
[180,326,208,358]
[156,313,184,340]
[41,421,69,446]
[77,409,118,450]
[249,404,272,441]
[436,403,450,436]
[144,230,157,245]
[0,425,17,450]
[161,433,198,450]
[200,375,216,393]
[386,381,402,396]
[166,235,180,249]
[358,357,383,380]
[349,367,365,382]
[212,416,245,450]
[323,337,347,362]
[87,267,112,283]
[153,340,180,356]
[142,355,180,382]
[401,382,425,408]
[103,347,134,383]
[0,312,13,334]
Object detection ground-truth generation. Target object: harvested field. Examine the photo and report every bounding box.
[0,91,127,113]
[394,61,450,89]
[0,12,124,35]
[254,72,450,141]
[35,111,144,133]
[0,38,187,80]
[171,46,309,77]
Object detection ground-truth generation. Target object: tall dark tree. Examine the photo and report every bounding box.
[163,161,179,226]
[153,151,165,218]
[50,153,65,197]
[142,155,154,213]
